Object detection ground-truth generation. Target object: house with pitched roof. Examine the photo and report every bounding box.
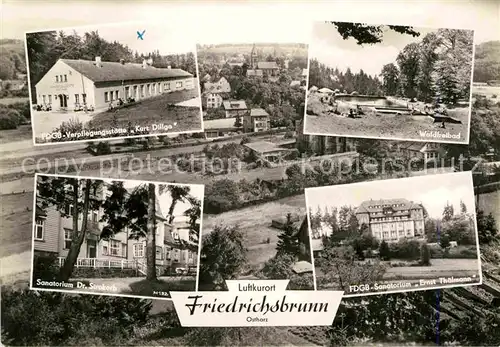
[203,77,231,108]
[391,141,446,163]
[355,198,426,242]
[223,100,248,118]
[34,182,198,276]
[34,57,195,110]
[243,108,270,132]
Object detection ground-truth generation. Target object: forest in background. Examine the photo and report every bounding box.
[473,41,500,83]
[308,28,474,104]
[25,30,197,103]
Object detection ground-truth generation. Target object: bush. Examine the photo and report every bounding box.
[390,239,422,260]
[420,244,431,266]
[0,113,20,129]
[56,117,84,134]
[95,141,112,155]
[261,253,296,279]
[32,253,59,282]
[1,289,152,346]
[288,273,314,290]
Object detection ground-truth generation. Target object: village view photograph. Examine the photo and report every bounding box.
[31,173,203,300]
[195,38,317,291]
[1,3,500,345]
[306,171,482,296]
[305,21,474,144]
[26,22,203,145]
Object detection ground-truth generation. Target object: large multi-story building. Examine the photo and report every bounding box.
[33,183,198,275]
[355,198,426,242]
[34,57,195,110]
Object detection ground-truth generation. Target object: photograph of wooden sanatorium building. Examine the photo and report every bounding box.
[355,198,426,242]
[34,57,195,111]
[33,184,198,276]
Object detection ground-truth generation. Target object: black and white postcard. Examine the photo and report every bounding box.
[304,21,474,144]
[31,173,204,300]
[305,171,482,297]
[25,22,203,145]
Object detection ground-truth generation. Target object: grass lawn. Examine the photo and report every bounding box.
[89,89,202,134]
[0,124,32,144]
[0,192,33,258]
[0,97,29,105]
[305,93,469,143]
[202,195,306,275]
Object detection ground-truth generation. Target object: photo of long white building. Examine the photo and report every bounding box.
[35,57,195,111]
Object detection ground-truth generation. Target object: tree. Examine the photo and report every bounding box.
[37,176,102,281]
[476,209,499,244]
[183,195,202,240]
[198,225,247,290]
[330,22,420,45]
[380,63,400,96]
[234,115,242,128]
[440,234,451,249]
[146,183,157,281]
[379,240,391,261]
[460,200,467,214]
[442,201,454,222]
[420,244,431,266]
[165,185,191,224]
[276,213,300,257]
[397,43,421,99]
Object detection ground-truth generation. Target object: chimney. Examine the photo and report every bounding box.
[95,56,101,67]
[142,59,147,69]
[119,59,125,65]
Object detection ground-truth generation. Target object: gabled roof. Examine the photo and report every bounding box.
[57,59,192,84]
[250,108,269,117]
[246,69,263,77]
[204,77,231,93]
[257,61,279,69]
[223,100,247,110]
[356,198,423,214]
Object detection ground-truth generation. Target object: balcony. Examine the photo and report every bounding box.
[58,257,137,269]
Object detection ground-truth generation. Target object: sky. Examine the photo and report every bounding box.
[310,22,440,76]
[1,1,498,49]
[306,171,475,219]
[108,179,204,220]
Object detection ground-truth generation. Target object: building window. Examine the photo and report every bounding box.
[165,246,171,260]
[174,249,180,261]
[147,84,151,95]
[92,210,98,223]
[42,95,46,104]
[133,243,144,258]
[64,204,75,217]
[109,240,121,256]
[75,94,79,104]
[141,85,145,97]
[156,246,163,260]
[59,75,63,82]
[104,92,109,102]
[115,90,119,100]
[176,81,182,88]
[64,229,72,249]
[34,219,44,240]
[48,95,52,104]
[122,243,127,257]
[82,94,86,104]
[55,76,59,83]
[64,75,67,82]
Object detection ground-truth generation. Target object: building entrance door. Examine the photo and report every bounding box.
[58,94,68,108]
[87,240,97,258]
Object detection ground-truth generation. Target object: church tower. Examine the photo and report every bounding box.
[250,43,258,69]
